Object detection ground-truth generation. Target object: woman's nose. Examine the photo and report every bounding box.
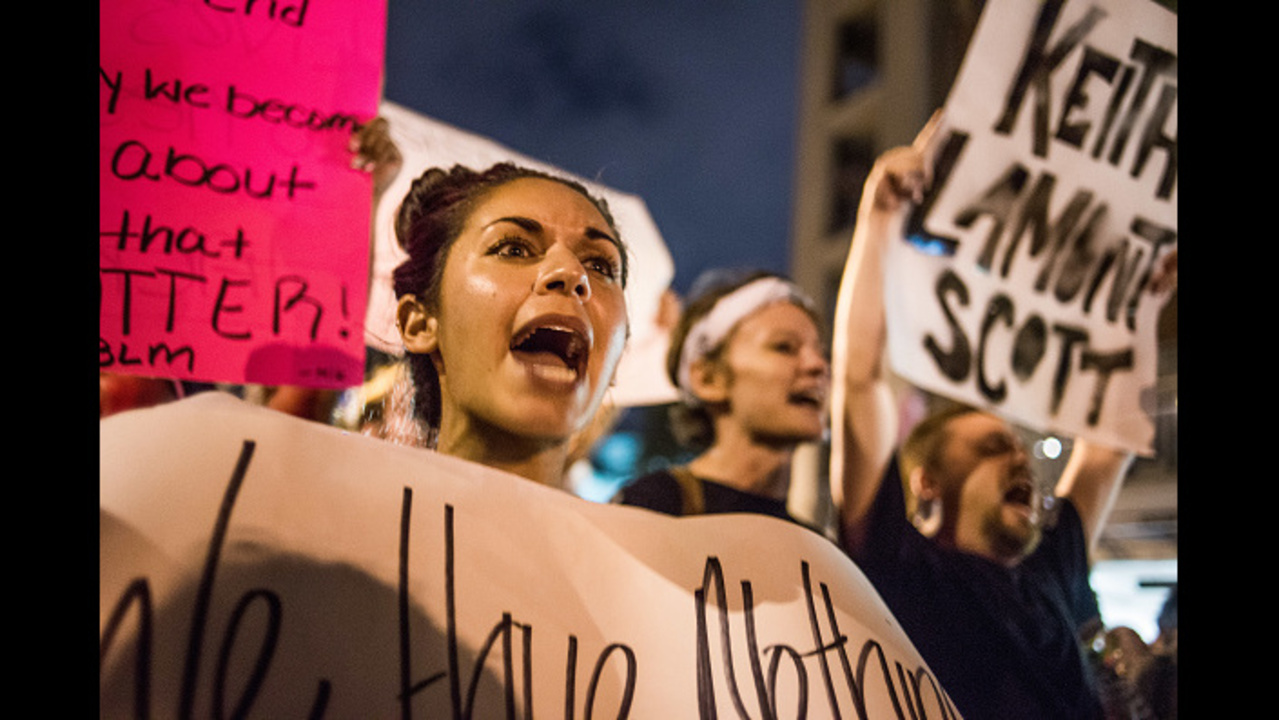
[537,246,591,300]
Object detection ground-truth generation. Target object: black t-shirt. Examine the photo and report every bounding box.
[845,457,1104,720]
[618,468,801,525]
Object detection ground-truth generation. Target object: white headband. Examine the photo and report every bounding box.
[675,277,815,399]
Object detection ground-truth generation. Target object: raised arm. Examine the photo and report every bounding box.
[1054,438,1134,560]
[1056,245,1176,559]
[831,116,939,553]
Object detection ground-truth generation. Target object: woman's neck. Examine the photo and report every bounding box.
[687,429,794,501]
[435,417,570,489]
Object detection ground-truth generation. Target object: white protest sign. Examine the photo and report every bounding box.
[883,0,1176,455]
[364,101,679,408]
[101,393,961,717]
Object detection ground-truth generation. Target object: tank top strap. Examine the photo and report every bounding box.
[667,465,705,516]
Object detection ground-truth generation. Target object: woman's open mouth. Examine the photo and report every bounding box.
[787,387,826,410]
[510,316,590,385]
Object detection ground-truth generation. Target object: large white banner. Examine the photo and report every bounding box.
[100,394,961,717]
[884,0,1176,455]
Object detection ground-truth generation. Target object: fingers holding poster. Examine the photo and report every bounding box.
[99,0,387,388]
[885,0,1176,455]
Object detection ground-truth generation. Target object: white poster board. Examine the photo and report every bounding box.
[884,0,1176,455]
[101,394,961,717]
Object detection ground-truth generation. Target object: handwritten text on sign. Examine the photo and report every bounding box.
[884,0,1176,454]
[99,0,386,388]
[100,394,962,717]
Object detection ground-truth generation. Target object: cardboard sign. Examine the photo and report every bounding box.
[100,394,961,717]
[884,0,1176,455]
[99,0,386,389]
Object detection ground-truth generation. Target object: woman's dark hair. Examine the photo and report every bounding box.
[392,162,626,431]
[665,269,822,450]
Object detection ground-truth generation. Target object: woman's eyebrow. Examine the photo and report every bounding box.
[588,225,620,242]
[485,216,543,234]
[585,227,624,260]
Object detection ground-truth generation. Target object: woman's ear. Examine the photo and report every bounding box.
[397,295,439,355]
[687,356,729,405]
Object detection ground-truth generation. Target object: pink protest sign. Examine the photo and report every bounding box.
[100,0,387,389]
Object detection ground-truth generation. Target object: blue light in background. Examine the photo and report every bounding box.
[905,234,957,257]
[571,431,643,503]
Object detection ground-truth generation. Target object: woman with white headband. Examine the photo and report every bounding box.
[617,270,829,527]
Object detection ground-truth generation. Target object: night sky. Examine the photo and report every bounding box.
[381,1,803,296]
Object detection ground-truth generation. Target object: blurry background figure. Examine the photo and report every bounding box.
[242,385,343,425]
[1089,584,1177,720]
[567,287,682,500]
[333,349,432,449]
[617,268,830,532]
[99,373,179,419]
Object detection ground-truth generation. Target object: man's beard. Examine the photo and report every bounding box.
[984,510,1043,561]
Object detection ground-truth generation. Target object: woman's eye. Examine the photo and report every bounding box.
[585,256,621,279]
[978,436,1016,456]
[491,238,533,258]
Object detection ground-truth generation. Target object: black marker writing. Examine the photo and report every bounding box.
[695,557,957,718]
[100,66,124,115]
[396,494,638,719]
[100,441,335,716]
[203,0,312,28]
[101,209,251,261]
[99,336,197,373]
[99,253,349,373]
[105,441,952,717]
[99,578,154,712]
[143,67,212,109]
[102,445,642,718]
[100,65,362,135]
[993,0,1177,200]
[925,268,1135,426]
[110,138,317,201]
[226,85,361,132]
